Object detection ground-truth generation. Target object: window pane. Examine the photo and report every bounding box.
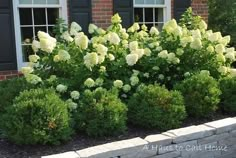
[134,8,143,22]
[155,8,164,22]
[155,0,164,4]
[135,0,144,4]
[19,8,32,25]
[34,8,46,25]
[145,8,153,22]
[47,0,60,4]
[146,24,153,30]
[155,23,164,31]
[19,0,32,4]
[35,27,47,36]
[145,0,155,4]
[21,27,33,43]
[33,0,46,4]
[47,8,59,24]
[22,45,34,62]
[48,26,55,36]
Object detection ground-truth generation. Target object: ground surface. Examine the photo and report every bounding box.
[0,112,232,158]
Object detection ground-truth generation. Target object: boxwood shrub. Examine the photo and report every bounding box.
[175,72,221,118]
[1,88,72,145]
[75,88,128,137]
[219,77,236,113]
[0,77,33,114]
[128,84,186,131]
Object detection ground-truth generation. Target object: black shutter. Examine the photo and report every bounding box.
[69,0,91,34]
[174,0,191,21]
[0,0,17,71]
[113,0,133,28]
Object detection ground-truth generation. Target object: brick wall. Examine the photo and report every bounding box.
[92,0,113,28]
[191,0,208,22]
[0,70,22,81]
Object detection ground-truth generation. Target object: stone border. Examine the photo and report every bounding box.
[42,117,236,158]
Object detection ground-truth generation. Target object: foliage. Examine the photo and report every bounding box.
[75,88,127,137]
[219,77,236,113]
[208,0,236,46]
[179,8,203,30]
[128,84,186,131]
[1,88,72,145]
[53,18,68,42]
[175,72,221,118]
[0,77,33,115]
[11,13,236,140]
[23,13,234,95]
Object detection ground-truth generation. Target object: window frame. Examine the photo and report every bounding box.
[133,0,171,27]
[12,0,68,70]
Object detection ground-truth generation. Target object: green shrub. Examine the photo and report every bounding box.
[0,77,33,114]
[128,84,186,131]
[219,77,236,113]
[208,0,236,46]
[179,7,203,30]
[75,88,127,137]
[175,72,221,117]
[1,88,72,145]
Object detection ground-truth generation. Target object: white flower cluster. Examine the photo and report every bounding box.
[54,50,71,62]
[111,13,122,24]
[158,50,180,64]
[84,52,99,69]
[25,74,42,85]
[126,41,146,66]
[56,84,68,93]
[84,78,95,88]
[113,80,123,88]
[38,31,57,53]
[70,22,82,36]
[70,91,80,100]
[29,54,40,63]
[75,33,89,50]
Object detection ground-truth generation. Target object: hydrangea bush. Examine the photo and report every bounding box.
[22,14,235,93]
[13,12,236,138]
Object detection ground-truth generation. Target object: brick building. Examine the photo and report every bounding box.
[0,0,208,80]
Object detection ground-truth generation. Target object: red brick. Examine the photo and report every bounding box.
[0,76,6,81]
[0,70,21,80]
[6,74,19,79]
[92,0,113,28]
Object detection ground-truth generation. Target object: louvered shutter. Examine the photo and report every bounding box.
[69,0,92,34]
[0,0,17,71]
[174,0,191,21]
[113,0,134,28]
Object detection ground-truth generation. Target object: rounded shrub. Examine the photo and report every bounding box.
[1,88,72,145]
[75,88,128,137]
[219,77,236,113]
[0,77,33,114]
[175,72,221,118]
[128,84,186,131]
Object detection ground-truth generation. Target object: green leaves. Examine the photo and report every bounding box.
[1,88,73,145]
[128,84,186,131]
[175,72,221,118]
[208,0,236,45]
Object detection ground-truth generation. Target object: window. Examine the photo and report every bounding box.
[13,0,67,69]
[133,0,171,30]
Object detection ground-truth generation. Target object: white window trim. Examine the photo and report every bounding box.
[12,0,68,70]
[133,0,171,23]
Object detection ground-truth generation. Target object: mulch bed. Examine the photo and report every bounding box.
[0,112,233,158]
